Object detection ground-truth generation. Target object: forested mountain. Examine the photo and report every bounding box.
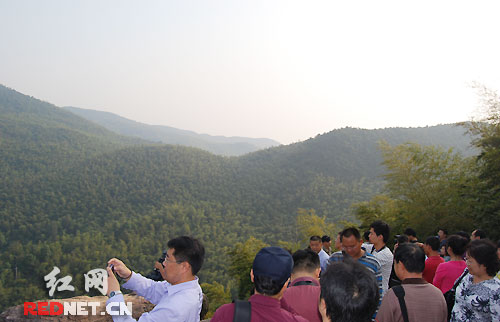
[0,85,147,180]
[0,84,475,311]
[63,106,280,156]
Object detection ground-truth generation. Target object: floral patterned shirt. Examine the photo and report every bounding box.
[451,273,500,322]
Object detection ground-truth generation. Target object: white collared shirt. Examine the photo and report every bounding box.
[106,272,202,322]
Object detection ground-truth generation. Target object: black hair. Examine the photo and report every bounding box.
[456,231,471,243]
[310,235,322,242]
[363,231,370,242]
[370,220,390,243]
[473,229,487,239]
[394,243,425,273]
[167,236,205,275]
[438,228,448,235]
[425,236,440,251]
[320,260,379,322]
[396,235,409,245]
[292,249,320,274]
[446,235,468,256]
[254,275,286,296]
[497,240,500,249]
[466,239,500,277]
[403,228,417,238]
[340,227,361,242]
[322,235,331,243]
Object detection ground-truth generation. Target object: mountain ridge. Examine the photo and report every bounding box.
[63,106,280,156]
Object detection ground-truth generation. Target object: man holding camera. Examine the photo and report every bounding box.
[106,236,205,322]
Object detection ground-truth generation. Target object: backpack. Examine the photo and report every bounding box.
[443,269,468,321]
[233,300,251,322]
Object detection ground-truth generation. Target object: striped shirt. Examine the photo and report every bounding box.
[328,251,383,316]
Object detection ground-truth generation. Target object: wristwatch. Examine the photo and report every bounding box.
[108,290,123,298]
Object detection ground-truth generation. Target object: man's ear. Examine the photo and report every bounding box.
[181,261,192,275]
[315,267,321,279]
[250,269,254,283]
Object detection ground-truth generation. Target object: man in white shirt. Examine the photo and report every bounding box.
[309,235,330,272]
[106,236,205,322]
[368,220,394,296]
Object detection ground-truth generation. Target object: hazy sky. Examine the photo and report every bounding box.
[1,1,500,144]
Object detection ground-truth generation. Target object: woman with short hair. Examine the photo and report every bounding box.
[432,235,468,293]
[450,239,500,321]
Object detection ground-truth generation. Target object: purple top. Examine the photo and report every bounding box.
[281,276,322,322]
[211,294,308,322]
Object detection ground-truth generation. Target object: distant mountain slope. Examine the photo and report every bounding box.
[0,84,148,179]
[239,125,476,183]
[63,106,280,156]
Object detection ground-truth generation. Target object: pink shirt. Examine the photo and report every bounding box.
[432,260,466,293]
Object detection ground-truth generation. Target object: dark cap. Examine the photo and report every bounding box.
[253,247,293,285]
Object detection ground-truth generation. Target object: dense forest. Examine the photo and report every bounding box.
[1,83,496,313]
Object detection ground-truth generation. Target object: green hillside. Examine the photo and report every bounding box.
[0,85,147,179]
[63,106,280,156]
[0,84,476,311]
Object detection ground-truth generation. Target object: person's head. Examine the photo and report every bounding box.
[334,232,342,250]
[252,247,293,297]
[322,235,331,249]
[340,227,363,259]
[369,220,390,246]
[437,228,448,240]
[403,228,417,242]
[363,231,371,243]
[456,231,471,243]
[445,235,468,257]
[471,229,486,240]
[309,235,323,254]
[291,249,321,279]
[319,260,379,322]
[465,239,500,277]
[394,234,409,251]
[393,243,425,280]
[424,236,440,255]
[163,236,205,284]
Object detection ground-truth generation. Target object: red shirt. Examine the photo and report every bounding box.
[211,294,308,322]
[281,277,321,322]
[423,256,444,283]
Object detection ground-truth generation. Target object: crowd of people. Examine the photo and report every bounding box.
[104,225,500,322]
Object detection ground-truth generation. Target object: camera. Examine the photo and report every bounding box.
[145,251,167,281]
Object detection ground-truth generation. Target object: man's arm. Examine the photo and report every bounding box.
[106,293,186,322]
[107,258,167,305]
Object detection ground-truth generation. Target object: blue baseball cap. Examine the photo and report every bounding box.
[253,247,293,285]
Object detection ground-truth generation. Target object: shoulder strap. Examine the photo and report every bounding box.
[233,300,251,322]
[392,286,410,322]
[451,269,468,290]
